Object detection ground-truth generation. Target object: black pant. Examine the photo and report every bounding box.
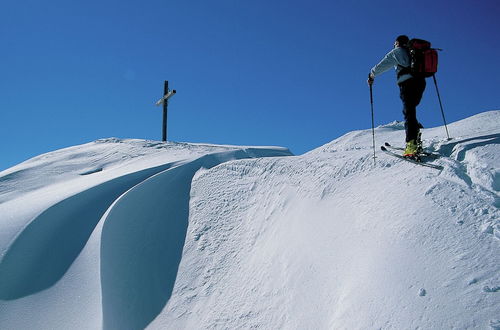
[399,77,426,142]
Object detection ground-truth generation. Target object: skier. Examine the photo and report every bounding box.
[367,35,426,157]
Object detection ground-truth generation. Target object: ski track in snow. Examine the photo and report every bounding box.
[0,111,499,329]
[154,136,499,329]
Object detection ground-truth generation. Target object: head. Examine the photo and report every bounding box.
[394,35,409,48]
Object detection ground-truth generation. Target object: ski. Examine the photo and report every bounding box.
[383,142,440,158]
[380,146,443,170]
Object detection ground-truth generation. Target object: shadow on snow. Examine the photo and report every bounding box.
[0,162,177,300]
[99,149,290,330]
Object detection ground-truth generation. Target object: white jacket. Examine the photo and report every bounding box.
[370,47,412,84]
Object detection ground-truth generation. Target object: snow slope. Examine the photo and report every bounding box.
[1,111,499,329]
[0,140,291,329]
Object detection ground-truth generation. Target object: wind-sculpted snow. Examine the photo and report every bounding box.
[151,146,499,329]
[0,112,499,329]
[100,149,291,330]
[0,161,176,300]
[149,111,500,329]
[0,140,291,329]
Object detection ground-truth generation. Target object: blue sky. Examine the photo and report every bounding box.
[1,0,499,171]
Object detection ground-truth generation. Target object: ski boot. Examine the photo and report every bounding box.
[416,132,423,155]
[403,139,420,160]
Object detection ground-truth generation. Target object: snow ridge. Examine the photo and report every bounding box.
[0,140,291,329]
[0,111,499,329]
[100,149,289,330]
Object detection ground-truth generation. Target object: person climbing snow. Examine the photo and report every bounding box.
[367,35,426,157]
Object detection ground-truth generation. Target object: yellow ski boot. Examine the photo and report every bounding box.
[403,139,418,157]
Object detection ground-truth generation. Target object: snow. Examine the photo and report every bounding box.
[0,111,499,329]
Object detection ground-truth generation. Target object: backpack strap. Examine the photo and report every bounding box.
[397,47,411,79]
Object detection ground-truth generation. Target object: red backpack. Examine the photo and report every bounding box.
[406,39,440,78]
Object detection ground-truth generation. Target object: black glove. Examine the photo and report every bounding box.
[367,73,374,86]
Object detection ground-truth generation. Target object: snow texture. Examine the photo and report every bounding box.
[0,111,499,329]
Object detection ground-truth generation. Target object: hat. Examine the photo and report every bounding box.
[396,35,409,45]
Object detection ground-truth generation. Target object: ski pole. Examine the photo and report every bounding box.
[432,75,450,140]
[369,83,376,164]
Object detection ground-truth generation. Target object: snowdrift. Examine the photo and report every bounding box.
[0,112,499,329]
